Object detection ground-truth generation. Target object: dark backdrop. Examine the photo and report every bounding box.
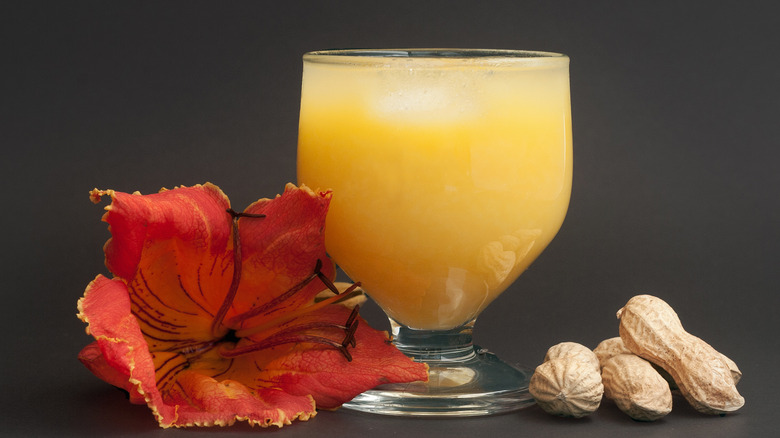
[2,1,778,436]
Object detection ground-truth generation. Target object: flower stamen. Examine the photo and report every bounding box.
[209,209,363,362]
[234,282,362,339]
[228,259,324,327]
[210,208,265,337]
[219,306,360,361]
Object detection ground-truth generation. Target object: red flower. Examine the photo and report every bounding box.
[77,183,427,428]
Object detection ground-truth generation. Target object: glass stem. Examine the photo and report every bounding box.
[389,318,477,363]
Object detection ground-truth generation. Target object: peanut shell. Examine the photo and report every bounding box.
[617,294,744,414]
[529,358,603,418]
[602,353,672,421]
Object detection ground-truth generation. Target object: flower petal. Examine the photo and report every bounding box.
[91,183,232,283]
[77,275,177,426]
[78,342,145,404]
[241,305,429,409]
[228,184,335,325]
[91,184,234,350]
[164,371,316,428]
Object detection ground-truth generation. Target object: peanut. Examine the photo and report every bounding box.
[595,335,742,390]
[593,337,632,369]
[720,354,742,385]
[602,353,673,421]
[617,295,744,414]
[529,342,603,418]
[595,336,678,389]
[545,341,601,370]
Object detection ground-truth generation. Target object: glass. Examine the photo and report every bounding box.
[297,49,572,416]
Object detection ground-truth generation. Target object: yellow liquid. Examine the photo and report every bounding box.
[298,54,572,330]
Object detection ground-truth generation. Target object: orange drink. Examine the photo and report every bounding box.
[298,50,571,331]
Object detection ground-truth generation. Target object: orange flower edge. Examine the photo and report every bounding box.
[78,183,428,428]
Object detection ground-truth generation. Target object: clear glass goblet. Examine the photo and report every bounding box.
[297,49,572,416]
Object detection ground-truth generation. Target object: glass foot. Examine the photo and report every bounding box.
[343,346,534,416]
[342,319,535,416]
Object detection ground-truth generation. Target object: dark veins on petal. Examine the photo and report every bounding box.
[133,206,361,390]
[208,208,360,364]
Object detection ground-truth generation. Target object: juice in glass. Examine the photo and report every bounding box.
[298,51,571,330]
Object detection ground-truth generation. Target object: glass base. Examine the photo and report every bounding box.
[342,319,535,416]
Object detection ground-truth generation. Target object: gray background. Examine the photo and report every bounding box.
[2,1,778,436]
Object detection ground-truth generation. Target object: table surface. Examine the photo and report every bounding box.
[2,1,777,436]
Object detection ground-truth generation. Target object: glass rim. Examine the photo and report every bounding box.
[303,48,569,67]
